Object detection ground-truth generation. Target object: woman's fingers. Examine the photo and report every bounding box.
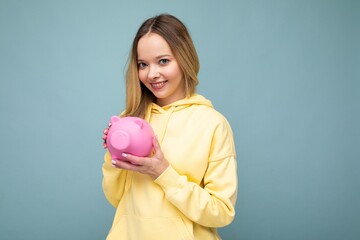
[112,159,134,169]
[112,157,146,172]
[102,123,111,148]
[152,136,164,159]
[153,136,160,149]
[110,137,169,179]
[121,153,147,166]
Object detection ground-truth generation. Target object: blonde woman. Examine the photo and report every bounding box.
[102,14,237,240]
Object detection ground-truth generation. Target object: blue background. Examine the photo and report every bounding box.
[0,0,359,239]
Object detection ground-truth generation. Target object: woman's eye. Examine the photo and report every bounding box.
[138,62,147,69]
[159,59,169,65]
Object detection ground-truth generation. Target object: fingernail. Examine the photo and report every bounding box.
[122,153,127,158]
[111,160,116,165]
[103,143,107,148]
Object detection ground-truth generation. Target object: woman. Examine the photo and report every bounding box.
[102,14,237,240]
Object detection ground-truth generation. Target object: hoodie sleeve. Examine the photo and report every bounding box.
[154,118,238,228]
[102,151,128,208]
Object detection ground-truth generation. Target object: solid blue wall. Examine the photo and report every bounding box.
[0,0,359,239]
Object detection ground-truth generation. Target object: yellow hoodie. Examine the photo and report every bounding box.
[102,94,237,240]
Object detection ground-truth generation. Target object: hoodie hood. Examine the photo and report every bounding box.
[145,94,213,143]
[146,94,213,117]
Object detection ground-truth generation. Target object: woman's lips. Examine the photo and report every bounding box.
[151,80,168,89]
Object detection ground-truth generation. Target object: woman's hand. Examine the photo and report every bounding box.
[102,122,112,148]
[111,136,170,180]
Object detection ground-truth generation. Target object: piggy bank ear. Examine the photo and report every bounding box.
[133,119,143,129]
[110,116,121,124]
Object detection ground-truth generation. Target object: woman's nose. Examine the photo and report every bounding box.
[148,66,160,80]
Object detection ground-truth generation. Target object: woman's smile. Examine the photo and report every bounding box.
[151,80,168,90]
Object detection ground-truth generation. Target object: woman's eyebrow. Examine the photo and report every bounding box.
[155,54,171,59]
[137,54,172,62]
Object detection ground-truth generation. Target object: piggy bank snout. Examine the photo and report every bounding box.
[109,130,130,150]
[107,116,154,160]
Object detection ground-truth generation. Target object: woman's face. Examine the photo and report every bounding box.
[137,33,185,106]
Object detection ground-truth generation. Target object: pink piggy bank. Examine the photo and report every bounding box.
[107,116,154,161]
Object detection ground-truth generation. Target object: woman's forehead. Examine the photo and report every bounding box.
[137,33,173,60]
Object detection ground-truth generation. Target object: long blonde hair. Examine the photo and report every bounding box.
[122,14,200,118]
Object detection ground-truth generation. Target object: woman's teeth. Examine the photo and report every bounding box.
[151,81,167,89]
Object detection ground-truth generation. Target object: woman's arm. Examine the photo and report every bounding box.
[154,154,237,227]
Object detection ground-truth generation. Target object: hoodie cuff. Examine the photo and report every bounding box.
[154,165,184,193]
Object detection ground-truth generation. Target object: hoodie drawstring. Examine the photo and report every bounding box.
[146,104,176,144]
[157,105,176,144]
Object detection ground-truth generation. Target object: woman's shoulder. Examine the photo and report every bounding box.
[187,103,231,129]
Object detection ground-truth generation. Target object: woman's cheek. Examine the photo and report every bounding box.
[138,71,147,83]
